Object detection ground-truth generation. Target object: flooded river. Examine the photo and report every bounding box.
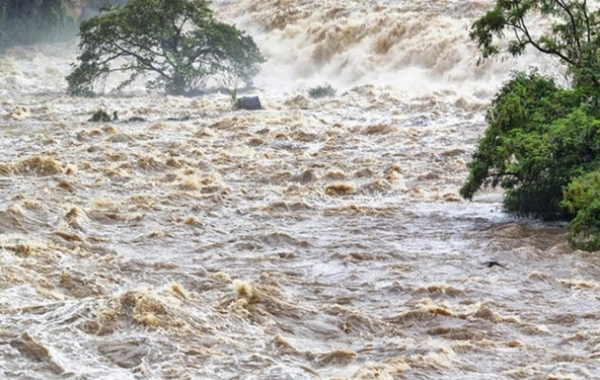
[1,0,600,379]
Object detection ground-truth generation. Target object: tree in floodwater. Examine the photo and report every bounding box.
[0,0,77,49]
[462,0,600,251]
[66,0,265,96]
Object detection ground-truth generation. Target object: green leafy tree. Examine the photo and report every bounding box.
[66,0,265,96]
[460,71,589,218]
[470,0,600,96]
[562,169,600,250]
[463,0,600,250]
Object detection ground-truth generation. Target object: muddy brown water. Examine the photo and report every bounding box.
[1,1,600,379]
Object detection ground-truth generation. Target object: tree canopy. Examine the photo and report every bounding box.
[470,0,600,95]
[66,0,265,96]
[463,0,600,251]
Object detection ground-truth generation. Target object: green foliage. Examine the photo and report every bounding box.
[470,0,600,70]
[562,170,600,250]
[465,0,600,250]
[0,0,77,49]
[470,0,600,102]
[460,71,597,219]
[66,0,265,96]
[88,109,117,122]
[308,83,336,99]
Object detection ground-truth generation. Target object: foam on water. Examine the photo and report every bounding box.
[2,1,600,379]
[215,0,564,100]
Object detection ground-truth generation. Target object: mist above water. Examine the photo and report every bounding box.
[215,0,565,100]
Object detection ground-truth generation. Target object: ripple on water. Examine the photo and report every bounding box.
[1,1,597,379]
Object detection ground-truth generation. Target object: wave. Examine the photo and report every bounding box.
[217,0,565,99]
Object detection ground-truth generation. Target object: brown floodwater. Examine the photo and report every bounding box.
[1,1,599,379]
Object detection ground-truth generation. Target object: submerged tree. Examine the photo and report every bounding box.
[66,0,265,96]
[463,0,600,250]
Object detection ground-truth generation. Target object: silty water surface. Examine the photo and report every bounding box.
[1,0,599,379]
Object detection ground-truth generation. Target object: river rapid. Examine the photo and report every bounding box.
[1,0,600,379]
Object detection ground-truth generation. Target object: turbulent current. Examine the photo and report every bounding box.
[2,0,600,379]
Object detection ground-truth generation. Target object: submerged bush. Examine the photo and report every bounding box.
[462,71,600,249]
[460,71,596,219]
[308,83,336,99]
[562,170,600,251]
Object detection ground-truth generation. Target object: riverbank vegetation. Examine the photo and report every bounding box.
[462,0,600,251]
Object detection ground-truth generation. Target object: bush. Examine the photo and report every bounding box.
[460,71,593,219]
[562,170,600,251]
[308,83,336,99]
[66,0,265,96]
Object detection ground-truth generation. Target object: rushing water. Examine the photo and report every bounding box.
[1,1,600,379]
